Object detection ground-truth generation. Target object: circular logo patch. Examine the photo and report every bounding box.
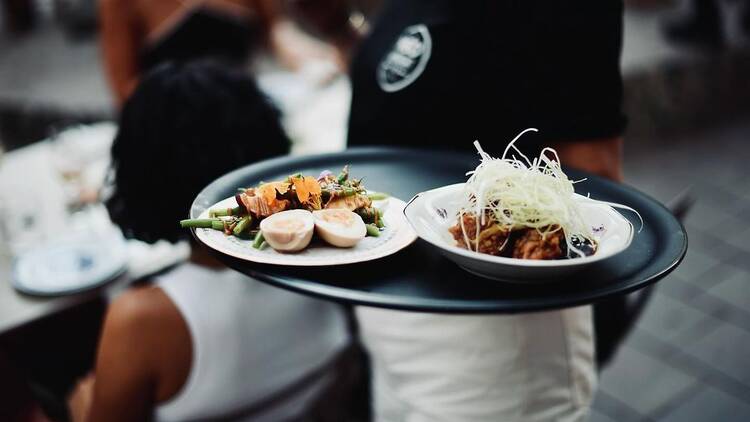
[377,24,432,93]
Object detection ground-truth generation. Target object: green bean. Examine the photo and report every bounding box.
[209,206,243,217]
[375,208,385,228]
[339,187,358,197]
[337,165,349,183]
[354,207,376,224]
[232,215,252,236]
[252,231,265,249]
[323,186,359,199]
[367,192,389,201]
[180,219,224,230]
[366,224,380,237]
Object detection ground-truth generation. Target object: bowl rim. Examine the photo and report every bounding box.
[403,183,635,268]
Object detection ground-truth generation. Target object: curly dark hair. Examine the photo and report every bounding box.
[106,61,290,243]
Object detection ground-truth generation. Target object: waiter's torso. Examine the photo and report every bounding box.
[347,0,625,156]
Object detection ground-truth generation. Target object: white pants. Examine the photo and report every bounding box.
[355,306,596,422]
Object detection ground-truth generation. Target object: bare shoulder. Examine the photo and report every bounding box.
[102,283,193,402]
[105,282,191,356]
[105,284,177,336]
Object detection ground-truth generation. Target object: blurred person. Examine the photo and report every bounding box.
[664,0,724,47]
[347,1,624,420]
[67,61,353,422]
[1,0,36,33]
[662,0,750,48]
[99,0,269,106]
[99,0,349,107]
[286,1,626,420]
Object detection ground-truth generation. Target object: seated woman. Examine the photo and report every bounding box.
[99,0,266,106]
[67,61,351,422]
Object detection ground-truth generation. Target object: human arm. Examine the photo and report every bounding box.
[67,287,191,422]
[99,0,143,107]
[549,136,623,182]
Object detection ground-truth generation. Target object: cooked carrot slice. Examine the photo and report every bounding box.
[258,182,289,206]
[292,176,321,204]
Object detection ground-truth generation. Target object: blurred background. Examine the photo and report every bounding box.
[0,0,749,421]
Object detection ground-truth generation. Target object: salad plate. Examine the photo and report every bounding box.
[193,196,416,266]
[404,184,634,282]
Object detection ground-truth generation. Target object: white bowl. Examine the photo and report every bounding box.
[403,184,634,282]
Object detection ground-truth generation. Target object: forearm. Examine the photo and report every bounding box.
[99,0,141,107]
[547,136,623,182]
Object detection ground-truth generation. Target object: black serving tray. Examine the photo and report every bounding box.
[190,148,687,314]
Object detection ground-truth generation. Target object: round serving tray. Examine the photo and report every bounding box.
[190,148,687,314]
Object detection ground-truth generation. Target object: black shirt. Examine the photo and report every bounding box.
[347,0,626,157]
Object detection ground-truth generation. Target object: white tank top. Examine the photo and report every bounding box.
[153,262,349,422]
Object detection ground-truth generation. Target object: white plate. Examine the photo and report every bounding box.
[403,184,634,282]
[12,233,128,296]
[195,197,417,266]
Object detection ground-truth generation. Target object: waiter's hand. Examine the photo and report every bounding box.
[548,137,623,182]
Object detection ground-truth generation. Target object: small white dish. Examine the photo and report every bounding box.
[194,197,417,266]
[403,184,634,282]
[12,233,127,296]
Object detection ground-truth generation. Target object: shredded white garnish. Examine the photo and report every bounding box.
[460,128,639,258]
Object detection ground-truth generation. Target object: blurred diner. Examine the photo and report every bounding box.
[68,60,355,422]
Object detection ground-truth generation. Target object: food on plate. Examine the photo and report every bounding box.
[313,209,367,247]
[180,166,387,252]
[451,128,634,260]
[259,210,314,252]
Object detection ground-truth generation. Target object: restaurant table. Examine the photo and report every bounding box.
[0,254,108,335]
[0,130,187,338]
[0,137,109,337]
[190,147,688,314]
[0,60,346,337]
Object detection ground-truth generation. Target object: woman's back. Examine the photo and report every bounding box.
[154,262,349,421]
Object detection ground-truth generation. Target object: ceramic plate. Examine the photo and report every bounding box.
[403,184,634,282]
[194,197,417,266]
[12,233,127,296]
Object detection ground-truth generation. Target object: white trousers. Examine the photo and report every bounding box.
[355,306,596,422]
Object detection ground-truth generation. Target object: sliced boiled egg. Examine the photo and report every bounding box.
[313,209,367,248]
[259,210,314,252]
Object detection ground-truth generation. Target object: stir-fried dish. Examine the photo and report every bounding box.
[181,166,387,252]
[450,129,608,260]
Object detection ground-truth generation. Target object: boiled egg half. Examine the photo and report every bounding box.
[313,209,367,247]
[259,210,314,252]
